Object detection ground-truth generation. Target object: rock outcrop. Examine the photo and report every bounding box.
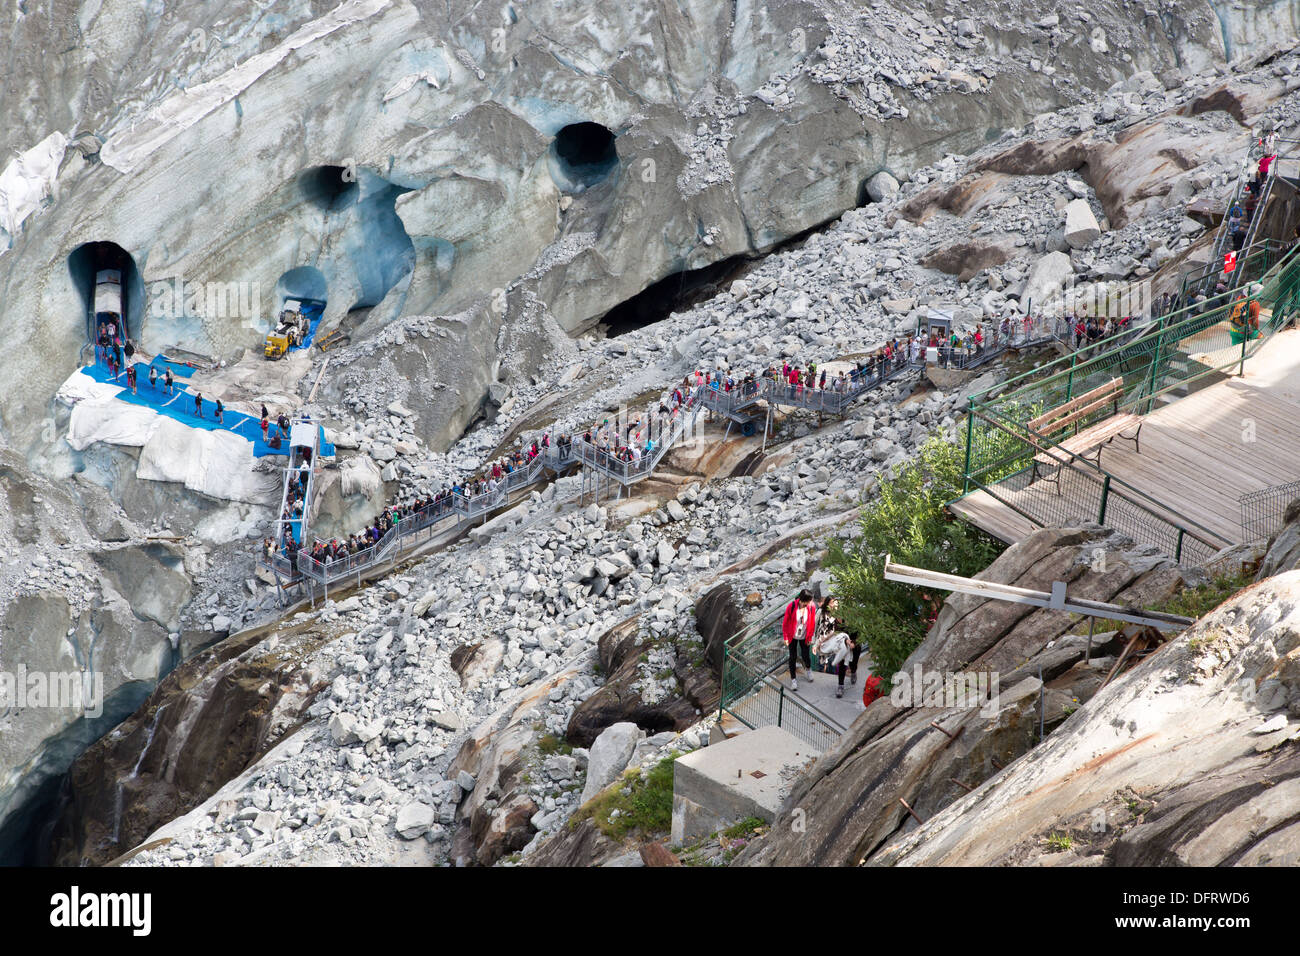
[45,620,326,866]
[872,570,1300,866]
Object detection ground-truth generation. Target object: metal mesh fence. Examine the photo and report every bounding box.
[1240,480,1300,542]
[970,449,1227,567]
[724,674,846,751]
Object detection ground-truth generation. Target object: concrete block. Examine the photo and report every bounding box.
[670,726,819,845]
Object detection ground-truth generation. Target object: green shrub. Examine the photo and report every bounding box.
[825,434,1006,681]
[722,816,766,840]
[571,754,677,840]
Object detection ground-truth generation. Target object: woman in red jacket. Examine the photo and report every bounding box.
[783,589,817,690]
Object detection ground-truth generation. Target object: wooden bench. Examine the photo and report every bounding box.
[1026,378,1143,488]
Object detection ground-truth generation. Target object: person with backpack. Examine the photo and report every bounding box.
[782,589,817,691]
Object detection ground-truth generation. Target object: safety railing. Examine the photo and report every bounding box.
[1205,137,1263,282]
[965,240,1300,484]
[1199,138,1299,296]
[718,599,847,750]
[574,388,705,484]
[290,442,581,590]
[956,241,1300,566]
[1240,479,1300,543]
[915,315,1071,372]
[962,440,1228,567]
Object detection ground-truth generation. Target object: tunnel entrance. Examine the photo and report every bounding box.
[276,265,328,303]
[347,172,415,309]
[549,122,619,192]
[67,241,144,348]
[298,165,360,212]
[597,218,836,337]
[599,253,753,337]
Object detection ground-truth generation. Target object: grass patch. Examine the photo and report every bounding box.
[537,733,573,757]
[571,754,677,840]
[1045,832,1074,853]
[1157,571,1255,621]
[722,817,766,840]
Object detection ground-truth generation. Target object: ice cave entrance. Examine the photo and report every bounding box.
[269,267,328,356]
[550,122,618,192]
[298,165,360,212]
[68,241,144,349]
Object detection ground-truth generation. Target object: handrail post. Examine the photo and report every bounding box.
[1176,528,1185,564]
[719,642,728,722]
[777,684,784,728]
[1098,473,1111,524]
[962,398,975,494]
[1144,317,1165,414]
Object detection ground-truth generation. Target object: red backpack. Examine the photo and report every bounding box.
[862,675,885,708]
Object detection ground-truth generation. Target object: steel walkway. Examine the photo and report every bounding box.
[273,326,1073,600]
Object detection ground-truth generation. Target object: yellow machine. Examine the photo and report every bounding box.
[264,329,290,360]
[316,329,351,352]
[264,307,303,360]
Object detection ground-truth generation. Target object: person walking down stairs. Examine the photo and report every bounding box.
[783,589,817,691]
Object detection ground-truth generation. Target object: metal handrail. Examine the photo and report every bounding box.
[973,240,1300,409]
[1205,137,1262,281]
[292,443,580,587]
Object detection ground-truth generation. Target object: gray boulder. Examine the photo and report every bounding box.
[581,722,643,804]
[1063,198,1102,249]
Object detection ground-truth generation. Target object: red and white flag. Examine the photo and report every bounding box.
[1224,250,1238,273]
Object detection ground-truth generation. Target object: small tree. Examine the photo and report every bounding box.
[825,433,1005,681]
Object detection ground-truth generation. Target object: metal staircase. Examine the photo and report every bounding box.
[265,417,326,584]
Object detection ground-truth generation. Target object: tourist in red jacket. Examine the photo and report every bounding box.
[783,589,817,691]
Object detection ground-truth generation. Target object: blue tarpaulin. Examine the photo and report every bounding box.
[83,359,333,460]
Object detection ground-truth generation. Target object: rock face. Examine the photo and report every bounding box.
[446,667,579,866]
[565,613,718,749]
[736,527,1186,867]
[0,0,1236,469]
[19,16,1300,869]
[1018,251,1076,312]
[0,448,172,862]
[872,570,1300,866]
[44,623,323,867]
[1257,498,1300,579]
[88,542,192,632]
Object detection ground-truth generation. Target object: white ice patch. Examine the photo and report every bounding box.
[383,69,441,102]
[100,0,393,175]
[339,454,382,498]
[0,131,68,244]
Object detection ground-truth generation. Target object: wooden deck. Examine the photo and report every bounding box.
[951,326,1300,551]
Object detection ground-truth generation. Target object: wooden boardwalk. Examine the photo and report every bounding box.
[951,326,1300,551]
